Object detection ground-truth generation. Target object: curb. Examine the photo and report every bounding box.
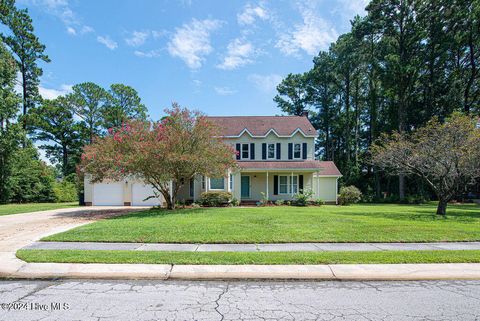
[2,261,480,281]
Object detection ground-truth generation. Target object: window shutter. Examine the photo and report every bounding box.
[273,175,278,195]
[288,143,293,160]
[262,143,267,160]
[299,175,304,193]
[250,143,255,160]
[302,143,307,159]
[235,143,241,160]
[276,143,281,159]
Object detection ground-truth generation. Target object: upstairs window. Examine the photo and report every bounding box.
[293,143,302,159]
[267,143,276,159]
[241,143,250,159]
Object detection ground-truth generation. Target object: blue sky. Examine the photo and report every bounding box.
[16,0,367,119]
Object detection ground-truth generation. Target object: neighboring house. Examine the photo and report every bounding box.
[84,115,342,206]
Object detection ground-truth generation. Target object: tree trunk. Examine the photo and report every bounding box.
[436,199,448,216]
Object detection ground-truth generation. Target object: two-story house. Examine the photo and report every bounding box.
[84,115,342,206]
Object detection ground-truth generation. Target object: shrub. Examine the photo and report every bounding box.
[258,192,269,206]
[53,179,78,203]
[312,199,325,206]
[191,202,201,208]
[293,189,314,206]
[199,191,232,207]
[231,198,240,206]
[338,186,362,205]
[402,194,429,204]
[275,199,285,206]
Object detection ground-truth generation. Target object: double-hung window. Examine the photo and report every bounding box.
[241,143,250,159]
[229,174,233,190]
[279,176,288,194]
[267,143,276,159]
[293,143,302,159]
[278,175,298,194]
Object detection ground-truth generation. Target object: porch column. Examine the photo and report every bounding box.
[291,172,293,197]
[226,169,231,193]
[317,171,320,199]
[266,171,269,200]
[169,181,173,204]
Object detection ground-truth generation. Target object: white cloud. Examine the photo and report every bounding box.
[248,73,283,93]
[125,31,149,47]
[151,30,167,39]
[167,18,222,69]
[134,49,161,58]
[67,26,76,35]
[237,3,268,25]
[18,0,93,36]
[39,84,73,100]
[275,2,338,56]
[217,38,255,70]
[214,86,237,96]
[97,35,118,50]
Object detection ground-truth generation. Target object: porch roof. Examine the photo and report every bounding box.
[237,161,342,176]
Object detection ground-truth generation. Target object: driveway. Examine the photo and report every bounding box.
[0,207,146,268]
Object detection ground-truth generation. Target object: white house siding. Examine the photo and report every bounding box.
[313,176,339,203]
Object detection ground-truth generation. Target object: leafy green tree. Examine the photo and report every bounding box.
[371,113,480,215]
[274,73,311,116]
[31,97,82,176]
[8,142,56,203]
[0,4,50,129]
[103,84,148,129]
[67,82,109,144]
[0,40,21,203]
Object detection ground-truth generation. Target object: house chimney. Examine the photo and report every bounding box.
[300,110,309,117]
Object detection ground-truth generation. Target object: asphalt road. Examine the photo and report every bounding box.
[1,280,479,321]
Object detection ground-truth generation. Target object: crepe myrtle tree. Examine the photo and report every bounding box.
[80,103,237,209]
[371,113,480,215]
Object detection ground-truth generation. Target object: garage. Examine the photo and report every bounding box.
[92,182,124,206]
[132,183,162,206]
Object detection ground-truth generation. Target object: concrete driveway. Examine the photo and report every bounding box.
[0,206,147,270]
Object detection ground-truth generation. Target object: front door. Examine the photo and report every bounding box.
[241,176,250,198]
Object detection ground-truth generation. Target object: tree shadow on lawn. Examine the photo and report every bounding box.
[334,203,480,223]
[105,207,207,221]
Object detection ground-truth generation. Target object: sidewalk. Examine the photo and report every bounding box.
[23,241,480,252]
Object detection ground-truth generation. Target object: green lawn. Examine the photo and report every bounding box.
[0,202,79,216]
[43,203,480,243]
[16,249,480,265]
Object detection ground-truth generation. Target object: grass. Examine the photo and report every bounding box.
[0,202,78,216]
[43,203,480,243]
[16,249,480,265]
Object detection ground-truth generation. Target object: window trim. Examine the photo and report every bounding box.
[266,143,276,160]
[209,177,225,190]
[293,143,302,159]
[278,175,299,195]
[241,143,250,160]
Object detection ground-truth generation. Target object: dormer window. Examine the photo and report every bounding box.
[293,143,302,159]
[241,143,250,159]
[267,143,276,159]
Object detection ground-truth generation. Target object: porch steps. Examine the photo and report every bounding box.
[240,200,258,206]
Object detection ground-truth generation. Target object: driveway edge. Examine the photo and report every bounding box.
[2,261,480,280]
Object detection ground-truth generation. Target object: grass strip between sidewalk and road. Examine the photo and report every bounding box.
[0,202,78,216]
[16,249,480,265]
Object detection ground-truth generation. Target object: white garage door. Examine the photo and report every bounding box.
[92,182,124,206]
[132,183,162,206]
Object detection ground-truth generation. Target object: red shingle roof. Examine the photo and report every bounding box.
[238,161,342,176]
[206,116,317,137]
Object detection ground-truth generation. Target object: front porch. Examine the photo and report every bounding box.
[231,170,318,203]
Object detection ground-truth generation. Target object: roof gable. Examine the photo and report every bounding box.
[206,116,317,138]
